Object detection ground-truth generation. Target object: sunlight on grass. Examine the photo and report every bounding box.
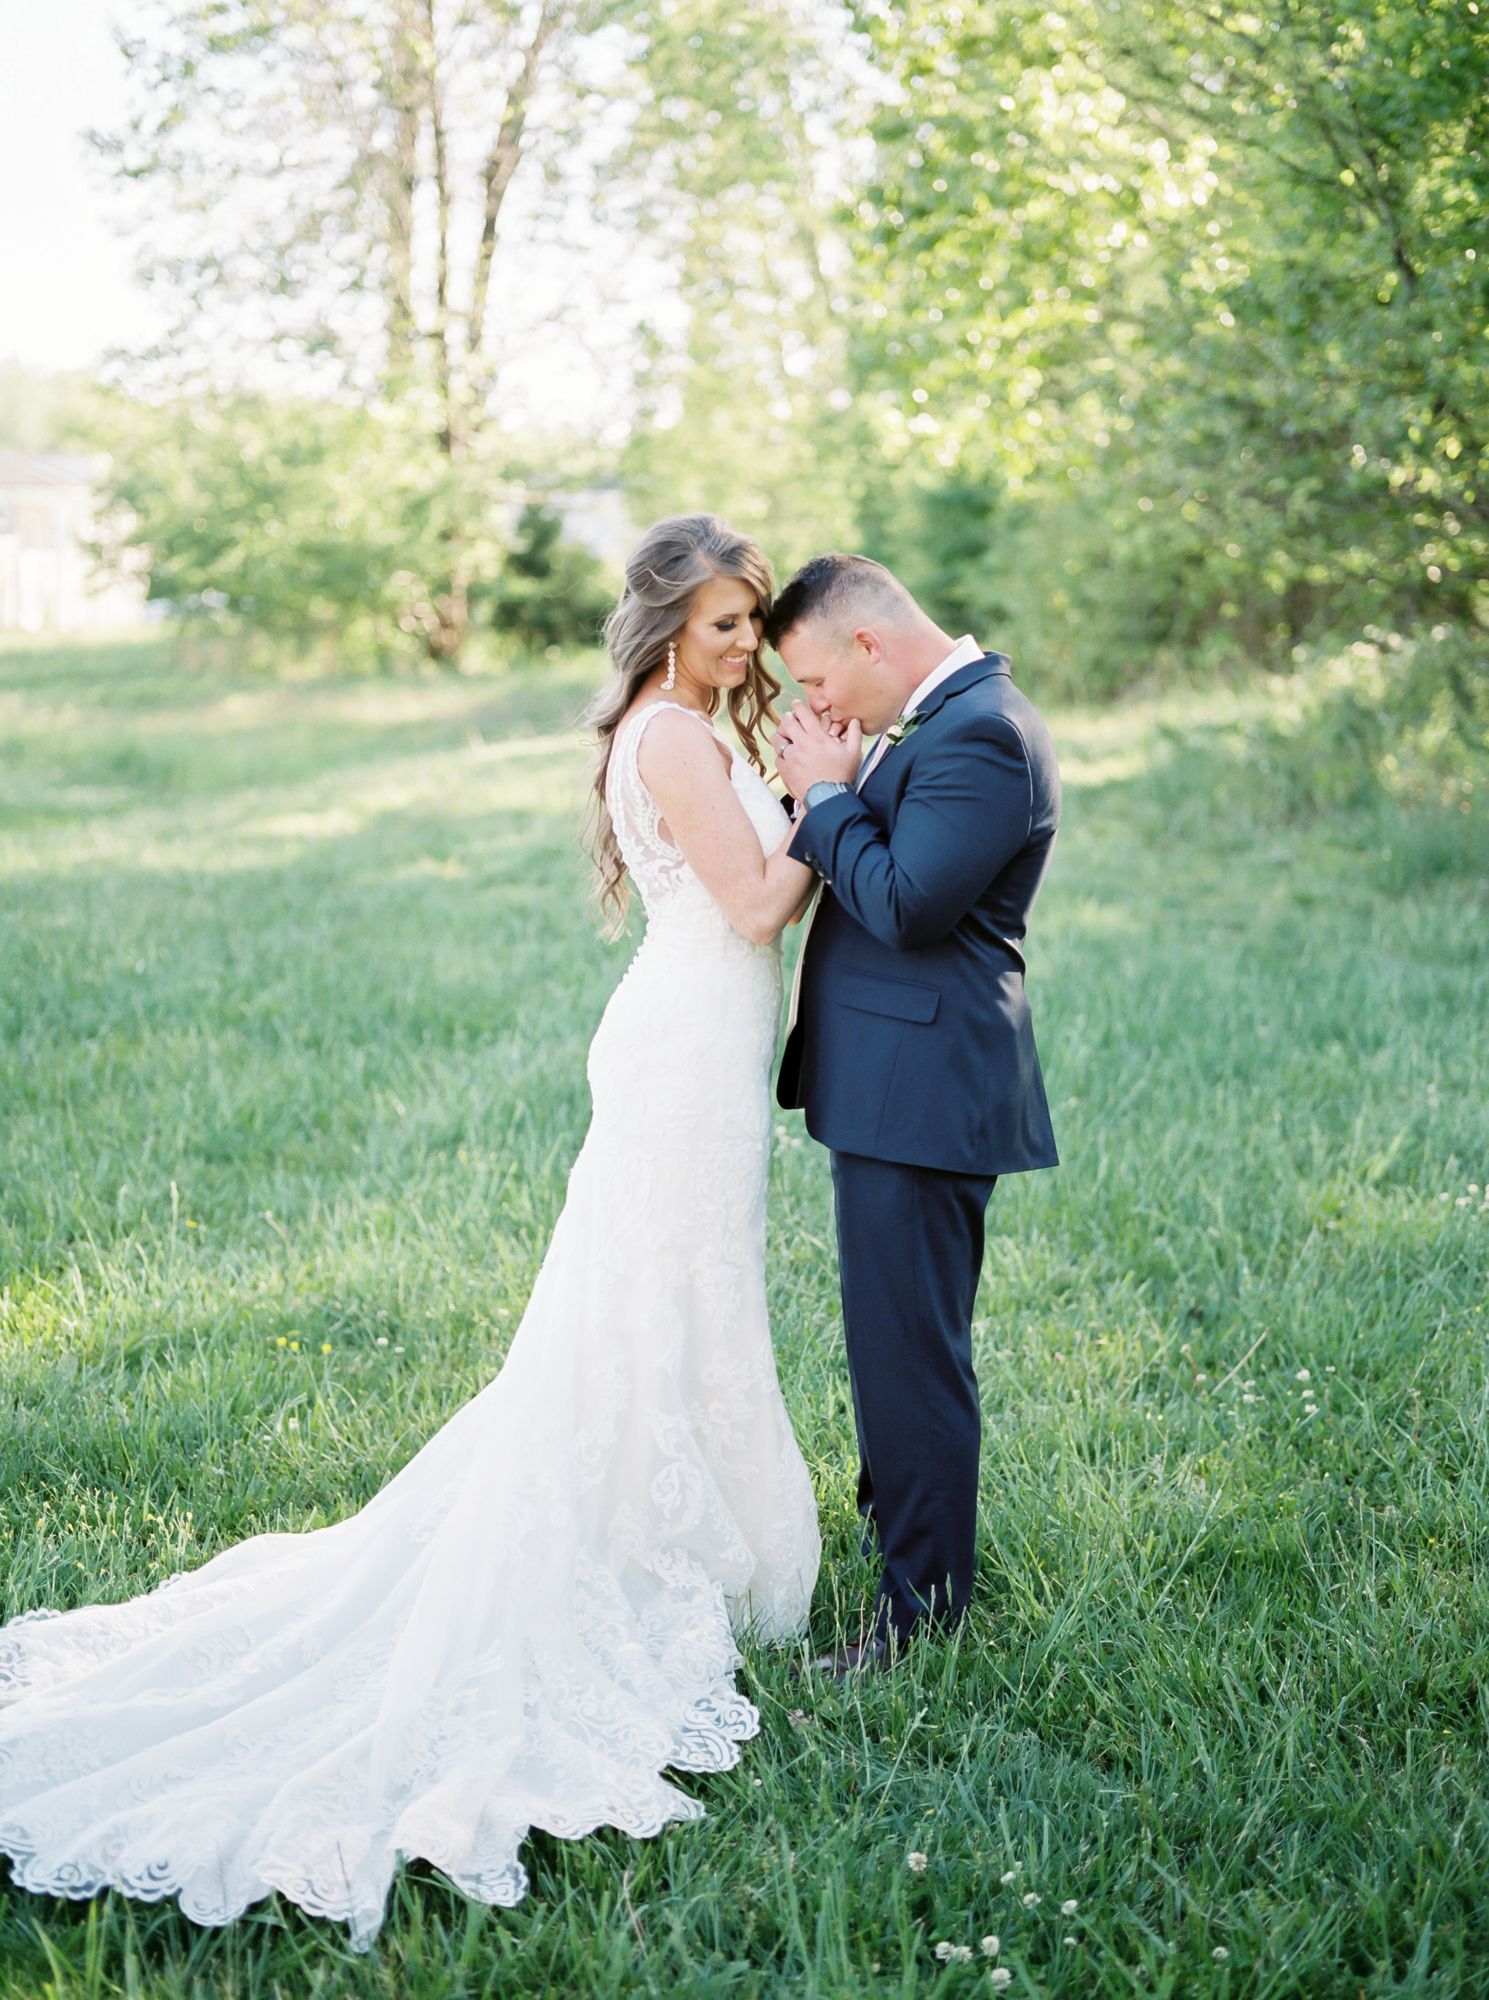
[2,636,1488,1997]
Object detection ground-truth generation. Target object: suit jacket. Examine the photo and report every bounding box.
[778,652,1061,1176]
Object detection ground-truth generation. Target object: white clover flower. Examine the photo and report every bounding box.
[1000,1868,1018,1884]
[907,1852,928,1873]
[991,1970,1013,1989]
[952,1945,973,1963]
[1295,1369,1310,1382]
[1242,1393,1258,1403]
[981,1936,1000,1958]
[1061,1899,1079,1915]
[1022,1891,1041,1908]
[376,1336,389,1347]
[1064,1935,1078,1946]
[935,1942,954,1961]
[1212,1946,1229,1961]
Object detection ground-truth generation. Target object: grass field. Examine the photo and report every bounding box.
[2,634,1487,1999]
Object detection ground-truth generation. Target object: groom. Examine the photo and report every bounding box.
[767,554,1060,1670]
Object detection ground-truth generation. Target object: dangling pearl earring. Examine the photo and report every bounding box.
[662,642,677,692]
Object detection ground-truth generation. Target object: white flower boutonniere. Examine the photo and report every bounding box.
[883,709,924,751]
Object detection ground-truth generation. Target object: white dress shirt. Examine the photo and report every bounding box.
[856,633,984,788]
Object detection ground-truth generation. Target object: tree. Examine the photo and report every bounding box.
[845,0,1489,682]
[103,0,635,660]
[615,0,864,571]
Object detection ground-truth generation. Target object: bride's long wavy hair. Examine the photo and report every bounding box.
[587,514,780,937]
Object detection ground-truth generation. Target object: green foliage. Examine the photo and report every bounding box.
[4,381,618,671]
[100,0,654,662]
[616,0,862,571]
[4,640,1489,1994]
[855,470,1229,701]
[92,397,512,669]
[480,505,615,652]
[14,0,1489,697]
[856,472,1013,641]
[846,0,1489,682]
[1173,623,1489,817]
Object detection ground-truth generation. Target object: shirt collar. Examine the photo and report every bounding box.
[902,634,983,718]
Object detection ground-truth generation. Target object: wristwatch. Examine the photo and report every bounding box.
[804,780,852,811]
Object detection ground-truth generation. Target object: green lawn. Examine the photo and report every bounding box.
[1,635,1487,1999]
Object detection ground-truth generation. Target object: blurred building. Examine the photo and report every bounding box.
[554,487,632,567]
[0,451,147,632]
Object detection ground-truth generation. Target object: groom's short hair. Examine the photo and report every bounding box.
[763,553,916,650]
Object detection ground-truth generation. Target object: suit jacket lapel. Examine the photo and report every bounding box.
[858,652,1011,797]
[910,651,1010,727]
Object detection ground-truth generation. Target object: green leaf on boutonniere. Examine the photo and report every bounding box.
[883,710,924,750]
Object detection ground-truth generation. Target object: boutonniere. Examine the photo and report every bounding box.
[883,710,924,751]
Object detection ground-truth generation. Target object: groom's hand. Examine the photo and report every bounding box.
[772,701,863,801]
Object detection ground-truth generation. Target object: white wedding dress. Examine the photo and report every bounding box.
[0,701,820,1949]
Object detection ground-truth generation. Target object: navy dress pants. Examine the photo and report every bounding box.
[830,1150,998,1646]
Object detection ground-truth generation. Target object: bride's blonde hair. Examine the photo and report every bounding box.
[587,514,780,936]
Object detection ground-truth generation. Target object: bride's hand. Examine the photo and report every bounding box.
[772,701,862,800]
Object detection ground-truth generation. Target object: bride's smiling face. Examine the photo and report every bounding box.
[672,576,764,693]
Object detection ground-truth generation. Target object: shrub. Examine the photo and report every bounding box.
[479,506,615,654]
[1245,627,1488,815]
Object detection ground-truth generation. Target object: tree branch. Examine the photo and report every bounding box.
[421,0,455,451]
[467,1,561,375]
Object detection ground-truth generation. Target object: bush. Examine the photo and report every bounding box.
[856,472,1241,702]
[94,404,618,671]
[1244,626,1488,815]
[96,397,505,670]
[479,505,615,654]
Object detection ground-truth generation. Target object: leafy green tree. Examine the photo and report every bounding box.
[846,0,1489,686]
[616,0,863,571]
[102,0,634,661]
[96,396,500,665]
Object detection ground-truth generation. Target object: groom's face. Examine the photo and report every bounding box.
[777,621,904,735]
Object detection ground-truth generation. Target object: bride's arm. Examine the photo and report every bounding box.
[637,710,816,945]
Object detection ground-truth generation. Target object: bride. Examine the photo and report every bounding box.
[0,515,821,1949]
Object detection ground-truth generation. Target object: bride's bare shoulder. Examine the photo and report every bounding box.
[628,703,733,780]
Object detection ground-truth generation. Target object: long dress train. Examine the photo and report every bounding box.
[0,701,820,1949]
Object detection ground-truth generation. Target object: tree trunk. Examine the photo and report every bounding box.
[422,581,469,663]
[382,32,420,385]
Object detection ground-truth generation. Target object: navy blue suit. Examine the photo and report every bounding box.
[780,652,1060,1642]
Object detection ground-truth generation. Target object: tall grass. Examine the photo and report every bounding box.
[2,642,1487,1997]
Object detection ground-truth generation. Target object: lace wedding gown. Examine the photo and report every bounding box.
[0,701,820,1949]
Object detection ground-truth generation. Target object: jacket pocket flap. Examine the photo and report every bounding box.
[838,973,940,1024]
